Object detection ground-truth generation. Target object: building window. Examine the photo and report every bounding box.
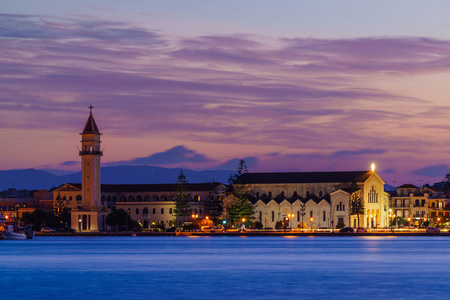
[272,211,275,222]
[259,211,262,222]
[169,208,172,214]
[310,211,313,218]
[306,191,310,197]
[323,211,326,222]
[143,207,148,215]
[297,211,300,222]
[368,186,378,203]
[153,208,156,214]
[161,208,164,214]
[319,191,323,198]
[136,208,139,215]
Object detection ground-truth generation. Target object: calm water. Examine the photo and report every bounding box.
[1,236,449,299]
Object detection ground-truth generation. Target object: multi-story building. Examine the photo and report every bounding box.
[390,184,448,226]
[54,182,226,229]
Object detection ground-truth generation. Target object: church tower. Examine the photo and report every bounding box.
[72,105,105,232]
[80,105,102,209]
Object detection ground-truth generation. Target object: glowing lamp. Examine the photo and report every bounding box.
[371,163,376,172]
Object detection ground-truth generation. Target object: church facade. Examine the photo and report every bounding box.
[227,170,390,229]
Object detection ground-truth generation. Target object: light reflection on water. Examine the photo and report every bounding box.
[1,236,449,299]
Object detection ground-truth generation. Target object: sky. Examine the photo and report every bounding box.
[2,0,450,186]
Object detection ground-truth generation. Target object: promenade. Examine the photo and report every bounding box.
[35,229,448,237]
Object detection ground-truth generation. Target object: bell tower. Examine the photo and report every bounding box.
[80,105,102,209]
[72,105,105,232]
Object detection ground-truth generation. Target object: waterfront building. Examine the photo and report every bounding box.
[390,184,449,226]
[225,168,389,229]
[54,182,226,229]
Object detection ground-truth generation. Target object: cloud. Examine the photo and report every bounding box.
[208,157,258,171]
[60,161,78,166]
[2,13,450,184]
[105,145,213,167]
[381,168,397,175]
[411,164,449,178]
[333,149,387,157]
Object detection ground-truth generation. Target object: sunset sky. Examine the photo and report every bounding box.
[2,1,450,186]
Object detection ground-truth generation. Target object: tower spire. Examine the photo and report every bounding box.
[82,106,100,134]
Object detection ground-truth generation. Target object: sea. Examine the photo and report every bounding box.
[1,236,449,299]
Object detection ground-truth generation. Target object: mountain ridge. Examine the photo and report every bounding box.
[0,166,234,190]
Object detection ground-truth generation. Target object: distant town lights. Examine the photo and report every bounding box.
[371,163,376,172]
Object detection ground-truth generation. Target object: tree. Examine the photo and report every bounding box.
[204,183,223,222]
[252,221,263,229]
[349,190,365,227]
[174,170,191,224]
[19,209,48,230]
[53,196,66,218]
[227,160,254,225]
[443,172,450,191]
[106,209,133,231]
[227,159,249,186]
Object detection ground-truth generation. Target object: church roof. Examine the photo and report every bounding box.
[66,182,222,193]
[397,184,419,189]
[240,171,372,185]
[82,112,100,134]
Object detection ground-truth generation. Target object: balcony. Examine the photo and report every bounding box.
[79,150,103,156]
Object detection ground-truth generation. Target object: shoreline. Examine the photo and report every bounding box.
[34,231,449,237]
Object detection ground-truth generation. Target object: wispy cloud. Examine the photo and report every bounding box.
[2,13,450,184]
[105,145,214,167]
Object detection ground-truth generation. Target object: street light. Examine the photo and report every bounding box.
[288,213,295,230]
[310,217,314,231]
[299,204,305,230]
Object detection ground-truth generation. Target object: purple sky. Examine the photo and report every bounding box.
[2,2,450,186]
